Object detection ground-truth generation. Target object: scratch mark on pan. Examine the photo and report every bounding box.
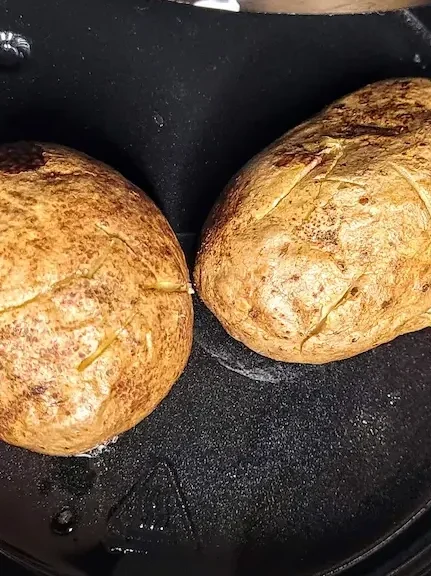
[390,162,431,221]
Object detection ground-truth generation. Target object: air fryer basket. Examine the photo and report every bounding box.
[2,2,431,575]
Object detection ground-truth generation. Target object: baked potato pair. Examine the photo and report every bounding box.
[2,77,430,456]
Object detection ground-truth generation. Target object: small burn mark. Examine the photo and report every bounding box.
[381,299,392,309]
[248,308,260,320]
[422,284,430,293]
[399,80,411,88]
[324,124,405,139]
[0,142,46,174]
[359,197,369,205]
[273,146,316,168]
[31,385,47,396]
[350,287,359,296]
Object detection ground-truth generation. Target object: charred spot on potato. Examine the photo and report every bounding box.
[273,145,316,168]
[0,142,46,174]
[31,385,47,396]
[325,124,405,139]
[422,283,430,292]
[381,300,392,309]
[350,287,359,296]
[359,197,369,205]
[249,308,260,320]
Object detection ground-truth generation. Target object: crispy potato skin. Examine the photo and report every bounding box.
[0,143,193,455]
[195,78,431,364]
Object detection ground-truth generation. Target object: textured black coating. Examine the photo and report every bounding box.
[2,1,431,575]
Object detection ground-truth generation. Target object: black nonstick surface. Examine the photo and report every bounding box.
[2,2,431,575]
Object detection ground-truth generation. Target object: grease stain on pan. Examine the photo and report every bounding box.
[74,436,119,459]
[194,297,290,384]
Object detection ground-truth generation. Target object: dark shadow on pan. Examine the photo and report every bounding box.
[0,106,155,207]
[235,490,431,576]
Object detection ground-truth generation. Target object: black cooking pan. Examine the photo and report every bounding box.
[2,1,431,575]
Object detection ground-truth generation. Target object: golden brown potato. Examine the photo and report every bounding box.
[0,143,193,455]
[195,78,431,364]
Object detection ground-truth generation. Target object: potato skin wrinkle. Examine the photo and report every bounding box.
[0,143,193,455]
[195,78,431,364]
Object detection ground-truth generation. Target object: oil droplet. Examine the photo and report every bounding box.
[153,112,164,128]
[51,507,77,535]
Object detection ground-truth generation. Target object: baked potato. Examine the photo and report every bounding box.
[195,78,431,364]
[0,143,193,455]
